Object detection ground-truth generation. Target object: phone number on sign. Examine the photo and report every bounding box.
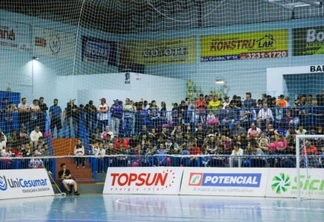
[240,51,288,60]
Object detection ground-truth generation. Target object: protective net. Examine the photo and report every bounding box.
[0,0,324,181]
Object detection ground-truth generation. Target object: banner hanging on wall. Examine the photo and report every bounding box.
[0,19,31,53]
[201,29,288,62]
[293,26,324,56]
[119,37,196,65]
[34,27,76,59]
[81,36,117,66]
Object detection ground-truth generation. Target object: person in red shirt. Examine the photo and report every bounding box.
[195,94,207,124]
[301,140,320,168]
[114,136,128,150]
[302,140,318,155]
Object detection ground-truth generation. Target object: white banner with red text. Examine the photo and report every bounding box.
[180,168,268,197]
[103,167,183,195]
[0,169,54,200]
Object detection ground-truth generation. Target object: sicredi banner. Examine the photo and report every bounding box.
[103,167,183,195]
[266,169,324,199]
[180,168,268,197]
[0,169,54,200]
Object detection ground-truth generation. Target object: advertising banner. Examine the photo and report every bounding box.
[265,169,324,199]
[119,37,196,65]
[201,30,288,62]
[34,27,76,59]
[81,36,117,66]
[180,168,268,197]
[0,19,31,53]
[293,26,324,56]
[0,169,54,200]
[103,167,183,195]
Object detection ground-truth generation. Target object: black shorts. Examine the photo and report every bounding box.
[50,118,62,130]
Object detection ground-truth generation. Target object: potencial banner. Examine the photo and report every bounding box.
[120,37,196,65]
[103,167,183,195]
[180,168,268,197]
[34,27,76,59]
[0,169,54,200]
[81,36,117,66]
[0,19,31,53]
[201,30,288,62]
[266,168,324,199]
[293,26,324,56]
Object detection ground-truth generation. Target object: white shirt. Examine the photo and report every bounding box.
[18,103,29,111]
[258,108,274,121]
[30,130,43,142]
[231,148,244,156]
[98,104,108,120]
[74,146,85,156]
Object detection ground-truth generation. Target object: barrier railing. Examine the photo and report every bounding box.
[1,154,323,182]
[1,106,323,136]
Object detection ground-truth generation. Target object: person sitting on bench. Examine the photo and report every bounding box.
[58,163,80,195]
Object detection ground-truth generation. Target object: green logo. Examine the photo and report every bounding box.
[271,173,291,194]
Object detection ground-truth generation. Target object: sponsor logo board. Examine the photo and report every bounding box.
[181,168,267,196]
[0,169,54,200]
[103,167,182,194]
[266,169,324,199]
[201,30,288,61]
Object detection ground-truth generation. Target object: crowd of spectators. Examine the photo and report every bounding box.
[1,90,324,170]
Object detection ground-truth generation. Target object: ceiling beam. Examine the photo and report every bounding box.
[299,0,323,7]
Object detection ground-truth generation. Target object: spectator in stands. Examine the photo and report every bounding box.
[301,140,320,168]
[155,142,168,166]
[274,122,288,138]
[4,101,17,134]
[195,125,206,148]
[229,141,243,167]
[30,126,43,148]
[195,94,207,124]
[49,99,62,138]
[18,97,30,133]
[101,126,114,140]
[114,136,128,150]
[84,100,97,136]
[208,95,223,113]
[30,99,40,132]
[38,97,48,133]
[264,123,275,138]
[232,122,246,137]
[239,106,256,130]
[296,125,307,135]
[0,98,9,133]
[243,92,256,108]
[28,157,44,169]
[257,103,274,130]
[97,98,108,132]
[276,95,287,108]
[64,99,79,138]
[247,123,261,138]
[74,140,85,168]
[123,98,134,137]
[6,129,18,148]
[110,99,123,137]
[58,163,80,195]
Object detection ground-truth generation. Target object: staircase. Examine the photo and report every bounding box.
[55,157,94,183]
[52,138,94,183]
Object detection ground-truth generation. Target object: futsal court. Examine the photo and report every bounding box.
[1,194,323,222]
